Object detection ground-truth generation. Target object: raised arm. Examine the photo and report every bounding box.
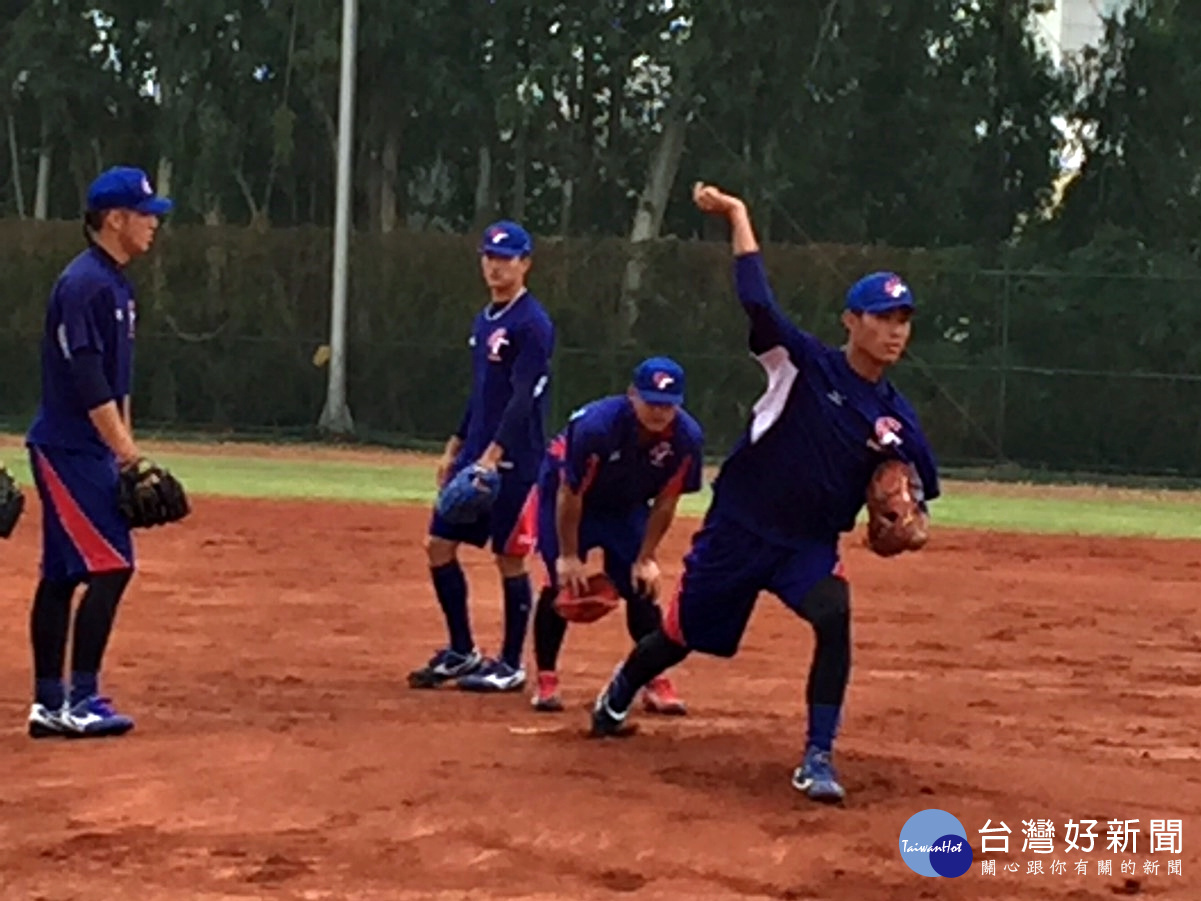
[692,182,821,362]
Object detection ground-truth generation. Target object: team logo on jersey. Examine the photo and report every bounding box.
[649,441,674,467]
[652,372,675,390]
[868,416,903,452]
[485,328,509,361]
[128,299,137,338]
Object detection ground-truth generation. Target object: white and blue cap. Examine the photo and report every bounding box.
[479,220,533,258]
[632,356,685,406]
[845,271,915,314]
[87,166,173,216]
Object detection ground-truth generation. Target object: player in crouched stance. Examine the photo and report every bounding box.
[530,357,703,714]
[587,183,940,803]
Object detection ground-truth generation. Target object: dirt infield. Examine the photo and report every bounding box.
[1,497,1199,901]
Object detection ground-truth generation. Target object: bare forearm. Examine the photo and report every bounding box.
[88,402,139,464]
[478,441,505,469]
[556,483,584,558]
[443,434,463,459]
[637,497,679,561]
[728,205,759,256]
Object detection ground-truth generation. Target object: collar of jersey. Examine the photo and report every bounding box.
[483,289,528,322]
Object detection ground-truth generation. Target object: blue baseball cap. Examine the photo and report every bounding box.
[845,271,915,315]
[86,166,173,216]
[632,356,685,406]
[479,220,533,258]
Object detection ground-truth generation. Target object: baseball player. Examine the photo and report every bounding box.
[25,166,188,739]
[409,220,556,694]
[530,356,704,714]
[587,183,940,803]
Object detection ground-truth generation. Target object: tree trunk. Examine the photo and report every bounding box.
[156,156,173,198]
[513,116,528,221]
[379,127,399,234]
[472,142,493,229]
[558,178,573,237]
[619,105,687,339]
[6,110,25,218]
[34,117,51,220]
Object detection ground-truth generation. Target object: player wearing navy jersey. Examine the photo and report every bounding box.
[409,221,556,694]
[529,357,704,714]
[25,166,173,739]
[588,183,940,803]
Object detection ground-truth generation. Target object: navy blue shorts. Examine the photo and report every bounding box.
[428,461,539,557]
[664,511,843,657]
[536,463,649,599]
[29,444,133,583]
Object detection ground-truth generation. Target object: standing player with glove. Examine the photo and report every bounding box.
[24,166,189,739]
[587,182,940,804]
[409,221,555,694]
[529,356,704,714]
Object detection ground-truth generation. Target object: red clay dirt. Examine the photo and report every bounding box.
[1,494,1199,901]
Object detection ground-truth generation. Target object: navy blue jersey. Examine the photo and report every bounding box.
[26,247,135,453]
[456,291,555,480]
[709,253,940,548]
[552,395,704,513]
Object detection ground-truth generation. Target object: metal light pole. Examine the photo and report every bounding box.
[318,0,358,436]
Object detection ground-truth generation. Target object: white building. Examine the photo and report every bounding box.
[1035,0,1133,65]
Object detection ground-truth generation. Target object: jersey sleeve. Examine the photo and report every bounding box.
[491,317,553,454]
[54,280,107,361]
[733,252,824,366]
[561,407,608,493]
[659,423,704,499]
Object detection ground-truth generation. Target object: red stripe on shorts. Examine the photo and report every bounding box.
[35,450,128,574]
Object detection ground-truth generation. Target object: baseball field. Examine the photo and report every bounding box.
[0,436,1198,901]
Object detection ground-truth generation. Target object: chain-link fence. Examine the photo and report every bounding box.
[2,221,1199,478]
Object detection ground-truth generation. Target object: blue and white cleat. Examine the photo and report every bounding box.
[589,684,636,738]
[28,702,70,739]
[457,658,526,693]
[61,696,134,739]
[407,647,483,689]
[791,745,846,803]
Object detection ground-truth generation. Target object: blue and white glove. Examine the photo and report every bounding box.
[436,464,501,525]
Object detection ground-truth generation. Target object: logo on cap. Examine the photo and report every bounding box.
[490,230,507,244]
[652,372,675,390]
[884,276,908,298]
[141,176,152,196]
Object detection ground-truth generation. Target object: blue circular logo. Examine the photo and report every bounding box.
[898,809,973,878]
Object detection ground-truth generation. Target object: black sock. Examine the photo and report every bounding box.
[431,562,474,654]
[624,593,662,642]
[31,578,78,708]
[533,587,567,672]
[69,570,132,705]
[608,629,690,713]
[500,575,534,668]
[797,576,852,753]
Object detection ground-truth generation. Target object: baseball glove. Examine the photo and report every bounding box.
[435,464,501,525]
[865,459,929,558]
[118,458,191,529]
[0,463,25,539]
[554,573,621,624]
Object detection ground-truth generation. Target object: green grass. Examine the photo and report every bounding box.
[5,444,1201,540]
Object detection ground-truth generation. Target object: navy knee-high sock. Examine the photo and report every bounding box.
[431,562,474,654]
[500,575,533,669]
